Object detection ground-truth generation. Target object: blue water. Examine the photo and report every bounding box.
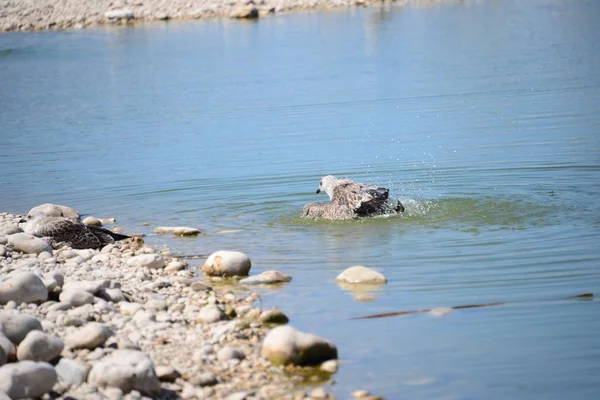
[1,0,600,398]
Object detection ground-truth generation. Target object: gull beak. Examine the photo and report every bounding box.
[316,189,321,194]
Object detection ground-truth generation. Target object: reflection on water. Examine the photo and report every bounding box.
[1,0,600,398]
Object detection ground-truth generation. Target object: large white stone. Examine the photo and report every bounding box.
[201,251,251,277]
[335,266,388,285]
[16,330,64,362]
[126,254,165,270]
[198,305,227,323]
[65,323,112,350]
[62,279,110,294]
[88,349,160,395]
[6,233,52,255]
[55,358,90,387]
[0,312,42,344]
[261,325,338,366]
[0,272,48,305]
[0,360,57,399]
[240,270,291,285]
[59,289,95,307]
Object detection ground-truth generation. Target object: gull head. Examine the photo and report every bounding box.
[316,175,338,200]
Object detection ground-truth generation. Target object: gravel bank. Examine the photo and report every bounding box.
[0,209,358,400]
[0,0,428,32]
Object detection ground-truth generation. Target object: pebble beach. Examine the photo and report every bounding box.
[0,0,437,32]
[0,207,381,400]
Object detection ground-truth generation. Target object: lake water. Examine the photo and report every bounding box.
[1,0,600,398]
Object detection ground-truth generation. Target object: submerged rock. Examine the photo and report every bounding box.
[261,325,337,366]
[240,271,291,285]
[153,226,202,236]
[335,266,387,285]
[202,250,251,277]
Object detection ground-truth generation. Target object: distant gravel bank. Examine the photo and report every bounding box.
[0,0,434,32]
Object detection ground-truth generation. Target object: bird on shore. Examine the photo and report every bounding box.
[23,213,130,249]
[302,175,405,220]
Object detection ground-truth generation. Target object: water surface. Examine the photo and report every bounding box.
[1,0,600,398]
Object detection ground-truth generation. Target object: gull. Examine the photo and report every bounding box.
[302,175,405,220]
[23,213,130,249]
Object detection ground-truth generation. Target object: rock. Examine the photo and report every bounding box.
[261,325,338,366]
[0,272,47,304]
[0,312,43,344]
[6,233,52,255]
[201,251,251,277]
[155,365,180,382]
[217,346,245,362]
[82,216,102,226]
[0,245,5,257]
[198,305,227,323]
[0,331,15,361]
[190,371,218,387]
[62,279,109,294]
[66,322,112,349]
[240,270,291,285]
[165,260,187,273]
[227,392,250,400]
[87,349,160,395]
[230,6,259,19]
[190,281,212,292]
[0,360,57,398]
[320,359,339,373]
[352,390,370,398]
[0,345,5,367]
[259,309,289,325]
[55,358,90,387]
[59,289,95,307]
[127,254,165,270]
[105,9,134,21]
[153,227,202,236]
[428,307,454,317]
[16,330,63,362]
[335,266,387,285]
[27,203,79,219]
[0,224,22,236]
[97,288,125,303]
[310,388,328,399]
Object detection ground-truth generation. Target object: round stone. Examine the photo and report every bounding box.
[201,251,251,277]
[16,330,64,362]
[335,266,387,285]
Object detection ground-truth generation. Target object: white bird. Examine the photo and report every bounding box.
[303,175,404,220]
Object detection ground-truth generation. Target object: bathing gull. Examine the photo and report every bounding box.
[302,175,405,220]
[24,214,130,249]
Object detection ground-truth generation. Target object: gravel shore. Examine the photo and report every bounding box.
[0,208,361,400]
[0,0,428,32]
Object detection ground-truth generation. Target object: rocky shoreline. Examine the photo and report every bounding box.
[0,208,384,400]
[0,0,431,32]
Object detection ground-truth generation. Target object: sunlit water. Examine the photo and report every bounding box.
[1,0,600,398]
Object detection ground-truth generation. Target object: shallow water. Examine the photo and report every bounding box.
[1,0,600,398]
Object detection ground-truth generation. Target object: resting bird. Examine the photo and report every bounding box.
[24,213,130,249]
[303,175,404,220]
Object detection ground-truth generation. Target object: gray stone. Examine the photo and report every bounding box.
[0,344,5,367]
[190,281,212,292]
[55,358,90,387]
[87,349,160,395]
[0,272,47,305]
[48,301,72,312]
[0,224,22,236]
[230,6,259,19]
[0,360,57,398]
[198,305,227,323]
[62,279,109,294]
[27,203,80,219]
[240,270,291,285]
[59,289,95,306]
[7,233,52,254]
[261,325,338,366]
[66,322,112,349]
[16,330,64,362]
[190,371,218,387]
[0,331,15,361]
[155,365,180,382]
[0,245,6,257]
[201,250,251,277]
[126,254,165,270]
[217,346,245,362]
[335,266,388,284]
[0,312,42,344]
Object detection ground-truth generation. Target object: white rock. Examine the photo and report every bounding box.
[165,260,187,273]
[6,233,52,255]
[0,311,42,344]
[104,9,134,21]
[55,358,90,387]
[428,307,454,317]
[97,288,125,303]
[153,227,202,236]
[127,254,165,270]
[240,270,291,285]
[82,216,102,227]
[59,289,95,307]
[217,346,245,362]
[261,325,338,366]
[66,322,112,349]
[27,203,79,219]
[62,279,109,294]
[320,359,339,373]
[198,305,227,323]
[16,330,64,362]
[0,360,57,398]
[119,302,143,316]
[87,349,160,395]
[201,251,251,277]
[0,272,47,304]
[335,266,388,284]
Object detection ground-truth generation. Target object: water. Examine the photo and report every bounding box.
[1,0,600,398]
